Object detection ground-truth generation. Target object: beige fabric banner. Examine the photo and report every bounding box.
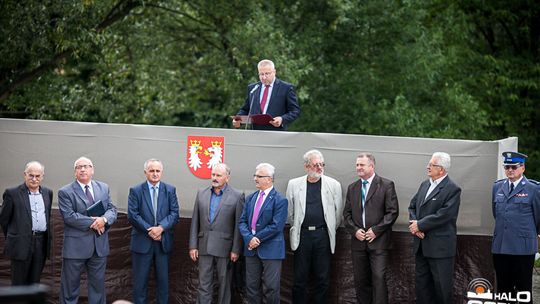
[0,118,517,235]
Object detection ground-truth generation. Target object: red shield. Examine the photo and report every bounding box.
[186,136,225,179]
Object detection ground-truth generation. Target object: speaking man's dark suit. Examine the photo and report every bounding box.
[0,183,53,285]
[343,174,399,304]
[128,181,179,304]
[58,180,117,304]
[237,78,300,131]
[238,188,288,304]
[189,185,244,304]
[408,176,461,304]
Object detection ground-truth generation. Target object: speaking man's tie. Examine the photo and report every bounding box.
[260,85,270,113]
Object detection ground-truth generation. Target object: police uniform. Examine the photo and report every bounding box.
[491,151,540,296]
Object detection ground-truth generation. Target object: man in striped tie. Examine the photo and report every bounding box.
[238,163,288,304]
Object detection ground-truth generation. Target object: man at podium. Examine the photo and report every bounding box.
[232,59,300,131]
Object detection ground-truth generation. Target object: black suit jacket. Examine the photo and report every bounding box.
[408,176,461,258]
[343,175,399,250]
[237,78,301,130]
[0,183,53,260]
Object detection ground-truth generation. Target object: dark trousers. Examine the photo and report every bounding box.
[351,241,389,304]
[493,253,535,298]
[11,234,46,285]
[293,228,331,304]
[414,246,454,304]
[245,256,282,304]
[132,241,170,304]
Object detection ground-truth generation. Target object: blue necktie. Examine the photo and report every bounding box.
[361,180,368,227]
[152,186,158,225]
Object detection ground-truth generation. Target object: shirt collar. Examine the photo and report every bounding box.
[212,184,227,196]
[362,174,375,184]
[430,174,447,186]
[147,181,161,190]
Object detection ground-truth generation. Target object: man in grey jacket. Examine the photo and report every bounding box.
[189,163,245,304]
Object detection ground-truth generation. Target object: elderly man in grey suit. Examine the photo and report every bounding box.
[189,163,245,304]
[286,149,343,304]
[58,157,118,304]
[408,152,461,304]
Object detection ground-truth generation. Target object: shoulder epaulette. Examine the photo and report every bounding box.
[529,179,540,185]
[494,179,505,184]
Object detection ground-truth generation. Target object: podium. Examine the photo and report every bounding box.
[231,114,273,129]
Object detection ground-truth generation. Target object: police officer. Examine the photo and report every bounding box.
[491,151,540,298]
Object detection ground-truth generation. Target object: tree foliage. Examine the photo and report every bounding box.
[1,0,539,178]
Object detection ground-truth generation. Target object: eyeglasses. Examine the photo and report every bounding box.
[428,163,443,168]
[253,174,271,179]
[309,163,325,168]
[75,164,93,170]
[504,164,522,170]
[26,174,42,180]
[258,72,273,77]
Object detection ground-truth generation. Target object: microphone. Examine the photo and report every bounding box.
[250,84,259,94]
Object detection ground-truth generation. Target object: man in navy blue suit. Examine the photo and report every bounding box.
[238,163,288,304]
[233,59,301,131]
[492,151,540,299]
[128,159,179,304]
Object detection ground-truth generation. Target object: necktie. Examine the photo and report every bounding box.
[152,186,158,225]
[251,191,265,232]
[361,180,368,227]
[85,185,94,205]
[510,182,514,193]
[260,85,270,113]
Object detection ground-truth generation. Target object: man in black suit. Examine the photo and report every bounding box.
[0,161,53,285]
[343,153,399,304]
[408,152,461,304]
[232,59,300,131]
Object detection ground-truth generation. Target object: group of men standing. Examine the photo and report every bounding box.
[1,149,539,304]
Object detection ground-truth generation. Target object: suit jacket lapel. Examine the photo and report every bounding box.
[365,175,379,205]
[72,181,89,206]
[214,186,233,222]
[502,180,510,198]
[256,189,274,225]
[299,177,307,216]
[266,79,281,114]
[423,176,449,205]
[203,187,215,223]
[18,184,32,224]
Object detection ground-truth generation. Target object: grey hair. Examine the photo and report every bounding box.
[73,157,93,169]
[257,59,275,70]
[144,158,163,171]
[256,163,275,178]
[303,149,324,165]
[357,152,376,166]
[25,161,44,173]
[213,163,231,176]
[432,152,451,171]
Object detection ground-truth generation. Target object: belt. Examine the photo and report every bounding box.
[32,231,46,236]
[301,225,327,231]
